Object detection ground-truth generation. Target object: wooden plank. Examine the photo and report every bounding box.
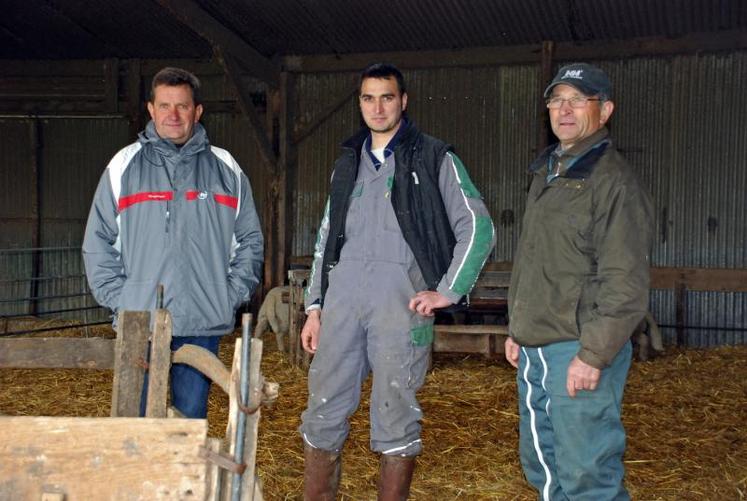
[112,311,150,417]
[222,339,242,500]
[0,60,111,76]
[284,30,747,73]
[434,325,509,336]
[650,267,747,292]
[239,338,264,500]
[40,493,65,501]
[434,330,489,354]
[205,437,223,501]
[0,416,208,500]
[0,337,115,369]
[473,270,512,288]
[433,325,508,356]
[155,0,279,87]
[145,309,172,418]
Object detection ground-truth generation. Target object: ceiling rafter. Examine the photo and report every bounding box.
[154,0,279,88]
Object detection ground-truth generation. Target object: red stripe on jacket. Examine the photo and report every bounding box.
[118,191,174,211]
[214,194,238,210]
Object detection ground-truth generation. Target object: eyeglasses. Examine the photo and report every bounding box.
[546,96,602,109]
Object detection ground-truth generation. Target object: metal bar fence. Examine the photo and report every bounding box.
[0,247,110,336]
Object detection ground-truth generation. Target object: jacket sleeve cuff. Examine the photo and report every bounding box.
[436,282,463,305]
[304,299,321,315]
[577,348,607,370]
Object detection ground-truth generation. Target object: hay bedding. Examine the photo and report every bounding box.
[1,324,745,500]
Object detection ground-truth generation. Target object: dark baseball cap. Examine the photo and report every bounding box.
[543,63,612,99]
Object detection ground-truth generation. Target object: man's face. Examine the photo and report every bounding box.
[359,77,408,138]
[548,84,614,150]
[147,84,203,145]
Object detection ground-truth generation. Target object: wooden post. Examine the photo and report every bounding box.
[538,40,555,153]
[126,59,143,140]
[112,311,150,417]
[145,309,173,418]
[675,281,688,346]
[103,58,119,113]
[276,71,297,288]
[28,119,43,316]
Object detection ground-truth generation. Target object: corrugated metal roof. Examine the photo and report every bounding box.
[1,0,745,60]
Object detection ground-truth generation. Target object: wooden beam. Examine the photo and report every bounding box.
[0,337,115,369]
[214,46,278,169]
[0,416,208,500]
[538,41,554,152]
[126,59,143,139]
[293,80,357,145]
[111,311,150,417]
[145,309,172,418]
[28,119,42,316]
[155,0,278,87]
[103,58,119,113]
[283,29,747,73]
[276,72,297,288]
[650,267,747,292]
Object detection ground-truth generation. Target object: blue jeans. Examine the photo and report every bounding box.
[517,340,631,501]
[140,335,222,419]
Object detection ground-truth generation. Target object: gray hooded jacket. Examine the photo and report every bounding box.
[83,121,264,337]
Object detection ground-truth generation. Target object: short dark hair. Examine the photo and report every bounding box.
[359,63,406,96]
[150,67,202,105]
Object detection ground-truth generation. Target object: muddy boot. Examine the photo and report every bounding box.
[303,444,341,501]
[377,454,416,501]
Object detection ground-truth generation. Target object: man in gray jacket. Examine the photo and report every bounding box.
[83,67,263,418]
[506,63,653,499]
[300,63,495,500]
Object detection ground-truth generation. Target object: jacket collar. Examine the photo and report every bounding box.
[139,121,210,158]
[529,127,610,174]
[342,119,418,154]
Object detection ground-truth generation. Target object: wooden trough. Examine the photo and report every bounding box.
[0,310,278,501]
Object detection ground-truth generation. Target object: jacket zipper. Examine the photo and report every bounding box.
[165,200,170,234]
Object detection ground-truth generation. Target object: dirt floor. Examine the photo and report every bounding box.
[1,326,746,500]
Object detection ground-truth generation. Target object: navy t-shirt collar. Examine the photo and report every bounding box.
[365,117,409,170]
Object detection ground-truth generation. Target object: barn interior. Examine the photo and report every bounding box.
[1,1,746,499]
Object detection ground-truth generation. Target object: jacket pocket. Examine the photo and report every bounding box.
[187,280,234,332]
[117,279,156,313]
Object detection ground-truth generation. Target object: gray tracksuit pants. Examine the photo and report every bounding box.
[300,153,433,457]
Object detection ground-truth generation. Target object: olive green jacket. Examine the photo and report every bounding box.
[508,128,654,369]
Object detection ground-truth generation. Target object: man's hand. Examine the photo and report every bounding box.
[408,291,452,317]
[301,309,322,354]
[566,356,601,397]
[504,337,520,368]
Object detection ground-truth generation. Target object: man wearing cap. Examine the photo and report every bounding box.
[505,63,653,499]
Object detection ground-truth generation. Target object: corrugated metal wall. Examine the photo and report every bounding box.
[1,51,744,344]
[293,51,747,346]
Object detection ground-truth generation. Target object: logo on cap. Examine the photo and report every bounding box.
[562,70,583,79]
